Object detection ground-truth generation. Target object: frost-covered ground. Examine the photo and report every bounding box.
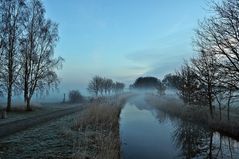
[0,103,79,125]
[0,94,131,159]
[0,112,81,159]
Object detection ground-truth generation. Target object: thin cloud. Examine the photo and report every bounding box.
[125,47,191,79]
[126,49,163,64]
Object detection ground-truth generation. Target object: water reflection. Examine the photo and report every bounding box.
[171,117,239,158]
[172,120,212,158]
[120,96,239,159]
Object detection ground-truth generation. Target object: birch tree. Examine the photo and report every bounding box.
[19,0,63,111]
[0,0,27,111]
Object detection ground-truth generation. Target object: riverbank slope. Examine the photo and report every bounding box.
[146,94,239,140]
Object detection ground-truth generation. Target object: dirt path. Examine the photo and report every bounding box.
[0,105,84,138]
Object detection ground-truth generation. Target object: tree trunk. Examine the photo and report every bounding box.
[227,97,231,121]
[208,84,213,119]
[227,90,232,121]
[209,100,213,119]
[208,93,213,119]
[208,132,213,159]
[219,103,222,120]
[7,54,13,112]
[6,85,12,112]
[215,94,222,120]
[62,93,65,103]
[24,73,28,103]
[26,97,32,111]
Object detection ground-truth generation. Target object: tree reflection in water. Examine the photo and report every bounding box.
[172,120,210,158]
[170,119,239,158]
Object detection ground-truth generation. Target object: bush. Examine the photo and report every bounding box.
[68,90,83,103]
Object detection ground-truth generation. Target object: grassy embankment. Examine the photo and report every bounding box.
[146,94,239,140]
[68,93,132,159]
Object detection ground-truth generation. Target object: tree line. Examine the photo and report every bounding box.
[0,0,63,111]
[88,76,125,97]
[163,0,239,120]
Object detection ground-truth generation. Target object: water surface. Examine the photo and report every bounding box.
[120,95,239,159]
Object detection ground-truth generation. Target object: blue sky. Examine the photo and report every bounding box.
[42,0,212,93]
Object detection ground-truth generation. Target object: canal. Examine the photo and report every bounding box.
[120,95,239,159]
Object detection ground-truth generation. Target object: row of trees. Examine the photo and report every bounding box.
[0,0,63,111]
[165,0,239,120]
[87,76,125,96]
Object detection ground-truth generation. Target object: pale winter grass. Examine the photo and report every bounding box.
[146,94,239,139]
[68,94,131,159]
[0,93,131,159]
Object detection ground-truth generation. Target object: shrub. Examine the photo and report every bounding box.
[68,90,83,103]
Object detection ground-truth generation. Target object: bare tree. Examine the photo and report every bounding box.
[88,76,103,97]
[0,0,27,111]
[176,61,205,105]
[98,77,104,96]
[88,76,125,97]
[191,50,219,118]
[0,29,4,98]
[193,0,239,119]
[102,78,113,95]
[162,73,181,89]
[113,82,125,94]
[19,0,63,111]
[212,0,239,75]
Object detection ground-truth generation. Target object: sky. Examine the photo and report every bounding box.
[42,0,213,95]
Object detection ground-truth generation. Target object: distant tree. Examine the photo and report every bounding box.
[68,90,83,103]
[62,93,66,103]
[0,0,27,111]
[113,82,125,94]
[131,76,167,96]
[98,77,105,96]
[102,78,113,95]
[88,76,103,96]
[156,80,166,96]
[133,77,159,89]
[88,76,125,96]
[162,73,181,89]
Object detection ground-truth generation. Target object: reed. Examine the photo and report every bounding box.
[70,94,132,159]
